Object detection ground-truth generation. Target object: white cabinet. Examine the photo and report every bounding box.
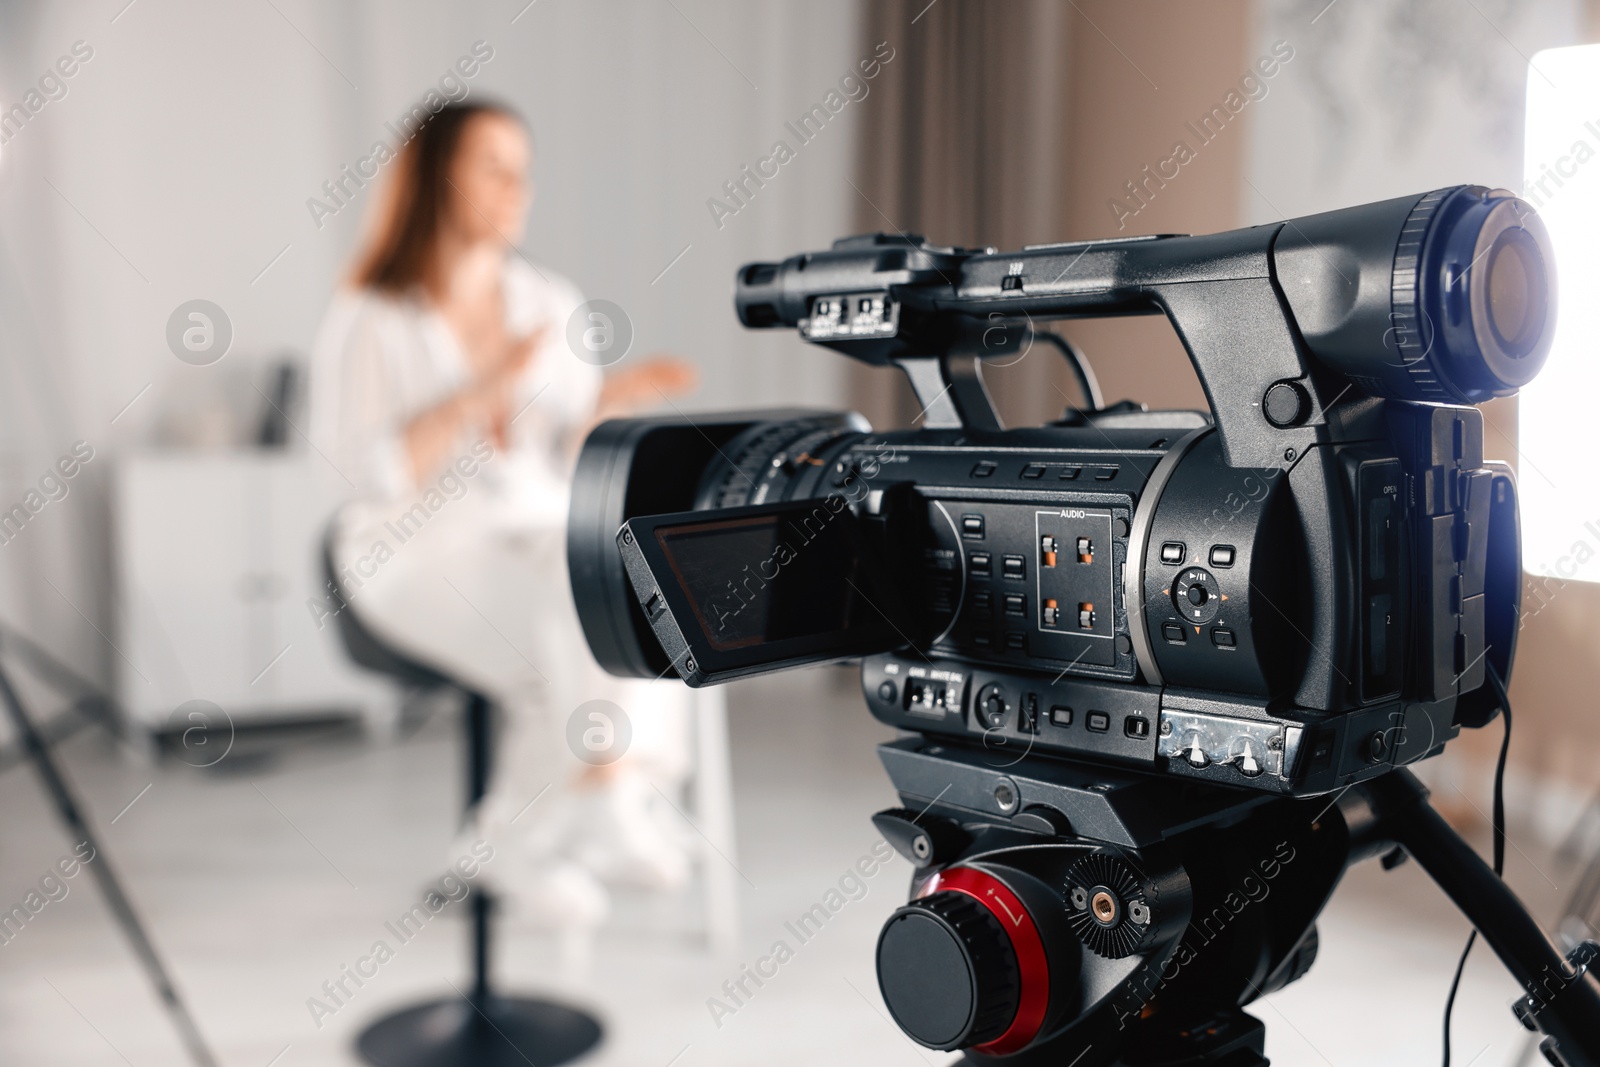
[113,452,389,733]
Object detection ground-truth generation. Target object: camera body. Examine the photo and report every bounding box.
[566,185,1575,1062]
[572,185,1547,799]
[561,187,1600,1065]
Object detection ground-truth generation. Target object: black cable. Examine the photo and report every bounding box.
[1442,664,1513,1067]
[1034,331,1104,412]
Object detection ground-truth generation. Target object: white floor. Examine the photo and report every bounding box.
[0,666,1577,1067]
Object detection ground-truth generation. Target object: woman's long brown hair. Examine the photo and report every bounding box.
[349,101,520,297]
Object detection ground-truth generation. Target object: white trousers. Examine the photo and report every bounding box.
[331,493,692,867]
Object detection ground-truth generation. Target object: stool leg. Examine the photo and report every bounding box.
[693,687,740,956]
[467,692,491,806]
[466,693,493,1009]
[349,672,604,1062]
[472,893,491,1012]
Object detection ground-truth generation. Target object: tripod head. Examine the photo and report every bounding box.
[867,744,1600,1065]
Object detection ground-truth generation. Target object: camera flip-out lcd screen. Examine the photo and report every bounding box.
[618,499,901,683]
[655,513,860,650]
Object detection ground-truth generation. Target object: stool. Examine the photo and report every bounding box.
[321,527,602,1067]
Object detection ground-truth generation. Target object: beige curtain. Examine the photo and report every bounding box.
[848,0,1076,430]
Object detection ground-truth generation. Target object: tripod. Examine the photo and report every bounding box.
[1355,772,1600,1066]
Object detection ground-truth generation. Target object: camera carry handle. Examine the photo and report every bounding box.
[895,352,1004,432]
[802,227,1331,469]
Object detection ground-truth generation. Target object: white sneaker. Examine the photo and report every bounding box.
[501,859,611,932]
[453,791,611,932]
[573,775,693,891]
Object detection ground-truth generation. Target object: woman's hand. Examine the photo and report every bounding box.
[404,326,548,482]
[478,327,546,406]
[597,356,698,418]
[471,326,548,447]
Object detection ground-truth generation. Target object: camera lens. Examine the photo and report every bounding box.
[1483,226,1546,360]
[1274,185,1556,406]
[1405,186,1556,403]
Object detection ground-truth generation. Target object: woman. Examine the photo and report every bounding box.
[310,101,695,930]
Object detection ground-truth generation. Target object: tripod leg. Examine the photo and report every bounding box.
[1358,771,1600,1067]
[0,662,219,1067]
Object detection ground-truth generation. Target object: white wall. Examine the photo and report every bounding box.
[0,0,864,687]
[1244,0,1580,217]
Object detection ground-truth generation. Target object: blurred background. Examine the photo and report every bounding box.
[1,1,1598,1065]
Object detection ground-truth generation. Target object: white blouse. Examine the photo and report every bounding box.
[308,257,601,526]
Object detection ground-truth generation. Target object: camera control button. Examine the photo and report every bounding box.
[971,461,996,478]
[1172,567,1222,624]
[1209,544,1235,567]
[1263,380,1310,427]
[976,684,1008,729]
[1159,541,1185,565]
[1161,622,1186,644]
[1211,627,1237,648]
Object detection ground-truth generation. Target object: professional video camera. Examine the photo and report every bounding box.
[569,187,1600,1065]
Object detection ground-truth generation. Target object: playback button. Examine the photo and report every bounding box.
[1172,567,1222,625]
